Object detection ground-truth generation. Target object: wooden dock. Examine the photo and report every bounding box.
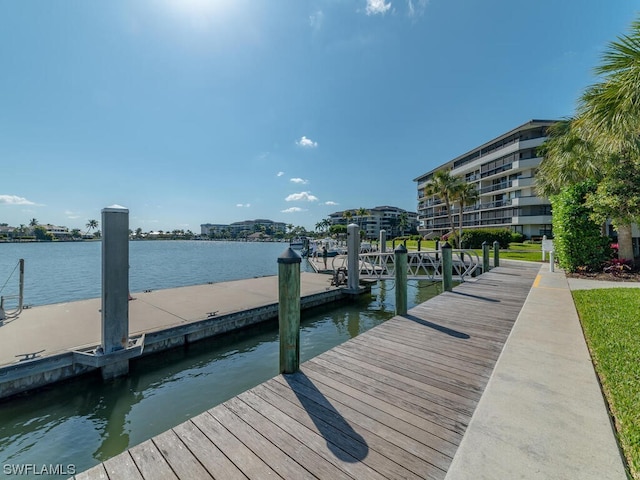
[75,262,539,479]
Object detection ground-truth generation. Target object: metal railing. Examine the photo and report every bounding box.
[333,249,480,281]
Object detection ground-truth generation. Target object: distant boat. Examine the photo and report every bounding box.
[289,237,305,249]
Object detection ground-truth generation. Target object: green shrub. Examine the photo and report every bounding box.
[550,181,612,272]
[510,232,525,243]
[460,228,513,249]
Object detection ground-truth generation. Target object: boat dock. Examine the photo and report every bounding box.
[73,262,627,479]
[0,272,352,399]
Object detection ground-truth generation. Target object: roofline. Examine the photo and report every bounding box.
[413,119,559,182]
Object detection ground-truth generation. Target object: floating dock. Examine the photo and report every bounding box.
[0,272,356,399]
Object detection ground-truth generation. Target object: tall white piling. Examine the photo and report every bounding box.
[379,229,387,253]
[101,206,130,379]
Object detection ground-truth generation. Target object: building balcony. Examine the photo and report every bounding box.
[511,157,541,171]
[510,196,548,207]
[512,215,552,225]
[511,177,534,188]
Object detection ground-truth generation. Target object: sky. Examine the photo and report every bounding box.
[1,1,638,233]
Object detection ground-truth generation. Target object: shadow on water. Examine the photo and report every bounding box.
[0,279,443,478]
[284,372,368,462]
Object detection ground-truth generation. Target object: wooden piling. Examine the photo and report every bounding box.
[482,241,490,272]
[493,241,500,267]
[394,245,407,316]
[442,241,453,292]
[278,248,301,374]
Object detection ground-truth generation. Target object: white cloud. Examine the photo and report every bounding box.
[285,191,319,202]
[276,171,285,177]
[366,0,391,15]
[296,136,318,148]
[281,207,304,213]
[0,194,37,205]
[236,203,251,208]
[324,201,339,206]
[65,210,81,219]
[290,178,308,185]
[407,0,428,17]
[309,10,324,31]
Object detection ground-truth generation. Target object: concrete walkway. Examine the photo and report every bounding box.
[445,264,632,479]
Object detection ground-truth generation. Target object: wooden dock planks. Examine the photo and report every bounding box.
[75,263,539,480]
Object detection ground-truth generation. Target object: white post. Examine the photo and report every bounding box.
[347,223,360,292]
[101,206,130,379]
[542,234,547,261]
[549,250,555,272]
[379,229,387,253]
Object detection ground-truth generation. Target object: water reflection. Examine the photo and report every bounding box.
[0,280,443,478]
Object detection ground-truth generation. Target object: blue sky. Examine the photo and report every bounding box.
[1,1,638,233]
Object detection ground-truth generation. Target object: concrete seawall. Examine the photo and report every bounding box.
[0,273,358,400]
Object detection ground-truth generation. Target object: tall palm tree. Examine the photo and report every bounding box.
[538,18,640,261]
[356,207,369,235]
[451,183,479,245]
[423,170,461,241]
[342,210,353,225]
[398,212,408,236]
[536,119,602,198]
[85,219,99,235]
[29,218,39,227]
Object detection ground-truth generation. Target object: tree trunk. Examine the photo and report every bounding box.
[616,223,634,261]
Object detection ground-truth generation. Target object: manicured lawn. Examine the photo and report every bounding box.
[389,240,547,262]
[572,288,640,479]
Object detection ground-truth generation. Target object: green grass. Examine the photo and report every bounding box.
[390,240,546,262]
[572,289,640,479]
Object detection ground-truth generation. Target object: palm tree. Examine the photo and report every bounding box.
[86,219,99,235]
[355,207,369,233]
[398,212,409,236]
[29,218,39,227]
[451,182,479,246]
[536,119,602,198]
[423,170,461,242]
[537,18,640,261]
[342,210,353,226]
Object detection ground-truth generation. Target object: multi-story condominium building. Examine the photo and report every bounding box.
[414,120,555,240]
[201,219,287,237]
[328,206,418,239]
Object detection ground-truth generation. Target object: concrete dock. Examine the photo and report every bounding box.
[0,272,349,398]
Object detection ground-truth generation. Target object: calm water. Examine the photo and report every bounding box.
[0,241,443,478]
[0,240,313,306]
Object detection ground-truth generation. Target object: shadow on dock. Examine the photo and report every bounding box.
[284,371,369,462]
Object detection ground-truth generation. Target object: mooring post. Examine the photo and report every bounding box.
[394,245,408,315]
[482,241,490,273]
[379,229,386,253]
[347,223,360,293]
[278,247,301,374]
[417,238,422,251]
[101,206,130,380]
[442,241,453,292]
[435,239,440,261]
[493,240,500,268]
[18,258,24,311]
[549,250,555,272]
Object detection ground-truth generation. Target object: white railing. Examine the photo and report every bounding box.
[332,249,480,281]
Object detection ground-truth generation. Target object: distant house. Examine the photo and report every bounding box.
[40,224,72,240]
